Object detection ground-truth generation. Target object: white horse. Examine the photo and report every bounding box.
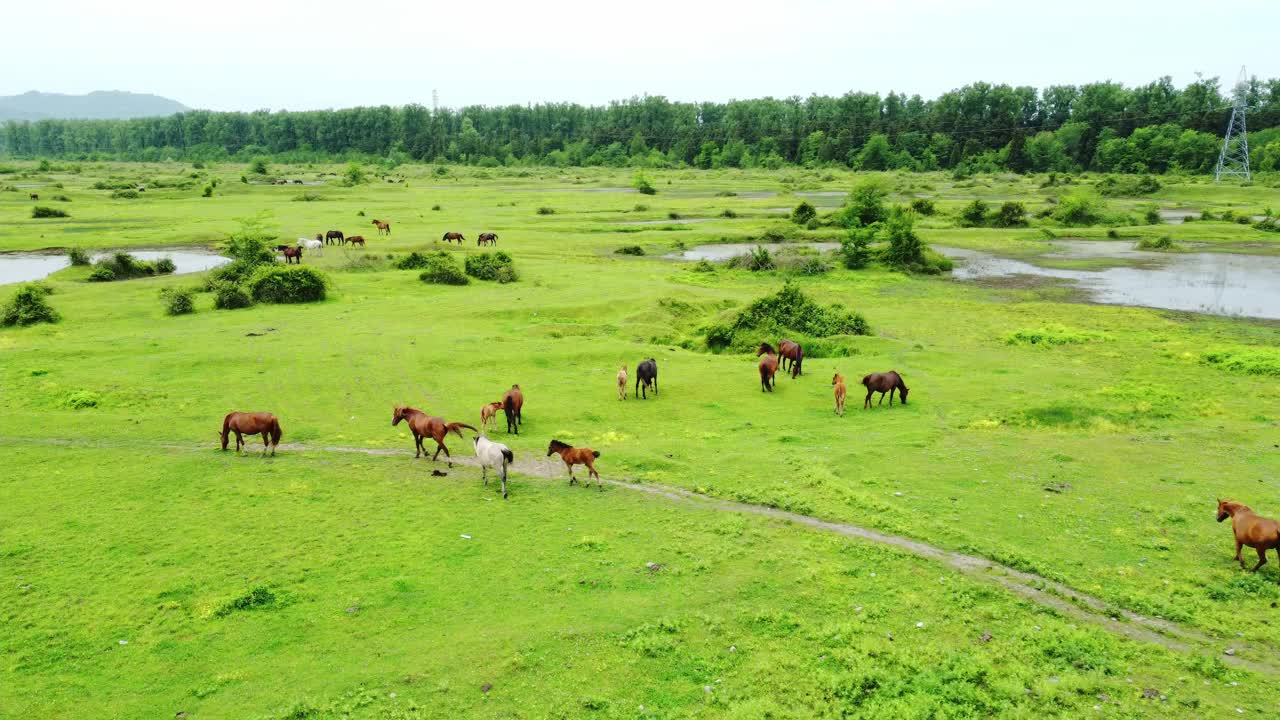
[297,238,323,256]
[473,435,514,498]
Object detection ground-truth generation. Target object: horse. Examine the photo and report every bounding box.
[547,439,601,490]
[325,230,344,245]
[778,339,804,378]
[372,219,391,236]
[392,405,477,466]
[442,232,465,244]
[347,235,366,247]
[757,343,779,392]
[832,373,847,416]
[502,385,524,434]
[635,358,658,399]
[480,401,504,433]
[617,364,628,400]
[862,371,909,409]
[298,237,323,256]
[276,245,303,264]
[1217,500,1280,577]
[474,435,515,498]
[29,193,38,201]
[220,411,282,456]
[292,179,304,185]
[478,232,498,246]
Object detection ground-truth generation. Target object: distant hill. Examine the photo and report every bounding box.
[0,91,189,121]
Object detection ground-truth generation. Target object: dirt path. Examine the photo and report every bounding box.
[7,435,1275,673]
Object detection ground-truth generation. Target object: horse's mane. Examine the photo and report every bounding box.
[549,439,572,451]
[758,343,775,354]
[1221,500,1252,513]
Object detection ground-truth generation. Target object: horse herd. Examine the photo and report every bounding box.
[275,222,502,264]
[752,341,908,414]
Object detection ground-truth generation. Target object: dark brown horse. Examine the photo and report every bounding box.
[862,371,908,409]
[442,232,465,244]
[778,339,804,378]
[29,193,38,201]
[220,411,282,456]
[635,358,658,399]
[757,343,779,392]
[372,219,391,235]
[276,245,303,264]
[478,232,498,246]
[347,235,366,247]
[502,385,524,434]
[325,230,344,245]
[1218,500,1280,577]
[392,405,477,466]
[547,439,601,490]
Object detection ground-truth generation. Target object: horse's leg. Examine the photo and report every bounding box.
[888,387,896,406]
[1250,547,1268,572]
[1235,539,1244,564]
[414,432,424,458]
[262,433,270,456]
[566,460,577,486]
[482,465,488,486]
[500,464,507,499]
[864,389,872,409]
[589,461,601,491]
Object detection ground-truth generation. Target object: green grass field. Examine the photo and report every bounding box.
[3,162,1280,718]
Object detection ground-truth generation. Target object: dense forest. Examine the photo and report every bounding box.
[5,76,1280,174]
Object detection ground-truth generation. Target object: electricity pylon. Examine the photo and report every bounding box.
[1214,66,1251,182]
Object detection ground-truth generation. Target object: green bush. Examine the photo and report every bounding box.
[909,198,936,215]
[110,189,139,199]
[691,259,715,273]
[52,194,71,202]
[419,252,469,285]
[393,251,435,270]
[1135,235,1175,250]
[633,172,656,195]
[835,178,889,228]
[991,201,1028,228]
[87,266,116,282]
[212,282,253,309]
[839,229,873,269]
[465,251,518,282]
[62,390,101,409]
[1142,205,1161,225]
[615,245,645,256]
[247,265,328,303]
[959,199,989,227]
[720,208,738,218]
[154,257,176,274]
[1007,325,1109,346]
[31,205,69,218]
[248,157,270,175]
[536,206,555,215]
[1053,191,1105,226]
[202,185,214,198]
[703,282,869,352]
[1,284,59,326]
[880,206,929,270]
[67,247,90,266]
[161,288,196,316]
[1096,174,1161,197]
[89,252,168,281]
[1201,347,1280,377]
[790,201,817,225]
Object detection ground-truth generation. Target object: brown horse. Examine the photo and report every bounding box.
[441,232,465,244]
[325,230,344,245]
[617,364,628,400]
[832,373,847,416]
[347,235,366,247]
[480,401,504,433]
[778,339,804,378]
[547,439,601,490]
[757,343,779,392]
[276,245,303,264]
[478,232,498,246]
[392,405,477,465]
[29,193,38,201]
[371,219,391,235]
[1217,500,1280,577]
[220,411,282,456]
[502,385,524,434]
[862,371,908,409]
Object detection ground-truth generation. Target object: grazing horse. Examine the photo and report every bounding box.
[474,435,515,498]
[29,193,38,201]
[1217,500,1280,577]
[480,401,504,433]
[635,358,658,399]
[861,371,909,409]
[220,411,282,456]
[371,219,391,236]
[298,237,323,256]
[441,232,465,244]
[347,235,366,247]
[547,439,601,490]
[832,373,847,416]
[757,343,779,392]
[502,385,524,434]
[325,230,344,245]
[275,244,303,264]
[778,339,804,378]
[292,179,304,185]
[392,405,477,466]
[478,232,498,246]
[617,364,628,400]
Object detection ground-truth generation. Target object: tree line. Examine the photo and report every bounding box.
[4,76,1280,174]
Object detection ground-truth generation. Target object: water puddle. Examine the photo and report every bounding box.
[667,242,840,261]
[0,249,230,285]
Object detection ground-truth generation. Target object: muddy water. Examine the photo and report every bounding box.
[939,241,1280,319]
[0,249,230,285]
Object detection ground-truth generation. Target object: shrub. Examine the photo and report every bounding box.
[958,199,989,227]
[52,194,71,202]
[67,247,91,266]
[790,201,817,225]
[1106,229,1120,239]
[465,251,518,282]
[1,284,59,326]
[667,211,681,220]
[110,189,140,199]
[1142,205,1161,225]
[431,204,442,211]
[703,282,869,352]
[615,245,645,256]
[1137,235,1176,250]
[909,198,936,215]
[1053,191,1105,226]
[835,178,889,227]
[418,252,469,285]
[746,245,774,271]
[393,251,434,270]
[632,203,649,211]
[291,191,323,202]
[62,390,101,409]
[1201,347,1280,377]
[215,586,277,617]
[247,265,328,303]
[880,206,928,270]
[991,201,1028,228]
[154,257,176,274]
[1096,174,1161,197]
[691,259,715,273]
[31,206,69,218]
[633,172,657,195]
[248,157,270,175]
[1006,325,1109,346]
[536,206,555,215]
[342,162,367,186]
[202,184,214,198]
[839,228,874,269]
[161,287,196,316]
[212,282,253,309]
[720,208,738,218]
[87,266,116,282]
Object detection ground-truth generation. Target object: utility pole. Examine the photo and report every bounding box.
[1214,66,1251,182]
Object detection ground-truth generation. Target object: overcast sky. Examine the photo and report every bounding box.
[4,0,1276,111]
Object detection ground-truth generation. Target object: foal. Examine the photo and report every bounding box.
[757,343,779,392]
[547,439,601,490]
[1217,499,1280,577]
[832,373,847,416]
[617,364,628,400]
[480,401,504,433]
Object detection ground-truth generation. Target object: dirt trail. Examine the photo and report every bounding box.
[7,435,1275,673]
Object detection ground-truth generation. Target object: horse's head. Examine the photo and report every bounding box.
[219,429,229,450]
[832,373,843,386]
[1217,498,1237,522]
[899,386,909,404]
[547,439,567,457]
[392,405,408,426]
[757,343,775,356]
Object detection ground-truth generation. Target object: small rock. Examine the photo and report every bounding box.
[916,622,924,629]
[460,534,472,540]
[703,685,712,693]
[979,631,992,643]
[346,605,360,613]
[1097,693,1109,702]
[118,640,128,645]
[1143,688,1159,699]
[481,682,492,693]
[854,606,863,613]
[1224,648,1236,656]
[728,645,736,653]
[389,692,396,699]
[894,491,904,497]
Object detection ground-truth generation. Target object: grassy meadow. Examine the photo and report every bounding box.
[2,162,1280,718]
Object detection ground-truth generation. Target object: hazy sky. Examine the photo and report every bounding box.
[5,0,1277,111]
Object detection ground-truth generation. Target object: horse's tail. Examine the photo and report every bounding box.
[447,422,477,438]
[501,447,514,465]
[592,450,601,458]
[269,418,282,445]
[795,345,803,370]
[504,394,516,418]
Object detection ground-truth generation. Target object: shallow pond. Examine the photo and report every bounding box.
[938,241,1280,320]
[0,249,230,285]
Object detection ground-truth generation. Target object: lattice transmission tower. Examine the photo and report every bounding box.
[1214,66,1251,182]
